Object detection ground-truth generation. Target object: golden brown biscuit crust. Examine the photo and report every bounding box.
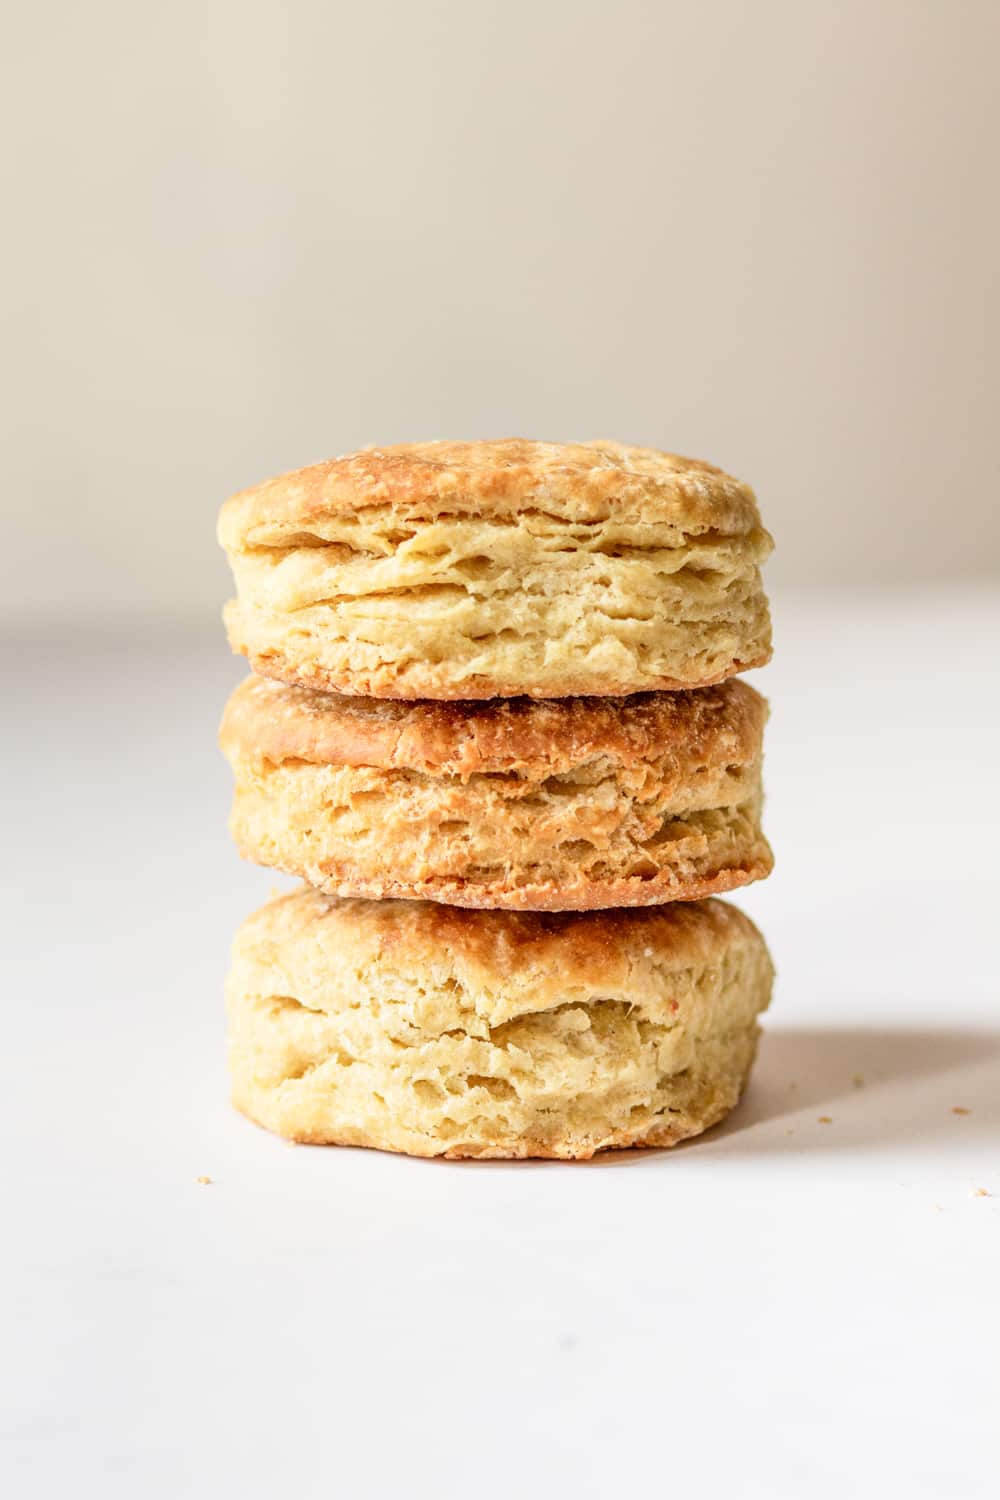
[234,884,762,994]
[220,672,767,779]
[219,439,763,539]
[227,889,774,1158]
[220,676,773,909]
[223,639,771,703]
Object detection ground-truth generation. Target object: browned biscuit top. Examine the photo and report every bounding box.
[218,438,765,544]
[220,673,767,780]
[239,885,764,999]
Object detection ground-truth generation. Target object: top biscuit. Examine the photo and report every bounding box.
[219,439,772,699]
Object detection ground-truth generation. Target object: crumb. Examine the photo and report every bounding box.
[785,1129,794,1136]
[852,1073,865,1088]
[973,1188,990,1198]
[952,1106,971,1116]
[196,1175,213,1185]
[817,1116,833,1124]
[643,947,653,958]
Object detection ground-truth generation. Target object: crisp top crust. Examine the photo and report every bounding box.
[218,439,764,545]
[239,886,763,994]
[220,674,767,778]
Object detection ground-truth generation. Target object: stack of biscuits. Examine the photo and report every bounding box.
[218,440,775,1159]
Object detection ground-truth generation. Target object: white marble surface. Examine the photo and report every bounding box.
[3,589,998,1498]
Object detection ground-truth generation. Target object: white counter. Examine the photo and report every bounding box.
[3,589,998,1498]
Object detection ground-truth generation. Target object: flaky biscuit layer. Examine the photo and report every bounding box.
[219,440,772,699]
[220,675,772,909]
[227,888,774,1158]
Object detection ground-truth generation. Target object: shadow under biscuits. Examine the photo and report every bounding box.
[695,1023,1000,1159]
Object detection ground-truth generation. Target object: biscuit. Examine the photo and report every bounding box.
[226,887,774,1158]
[220,674,773,910]
[219,440,772,699]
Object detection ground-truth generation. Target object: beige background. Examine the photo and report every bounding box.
[4,0,999,624]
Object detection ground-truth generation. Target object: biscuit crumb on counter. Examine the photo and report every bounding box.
[196,1175,213,1185]
[817,1116,833,1124]
[951,1106,971,1115]
[972,1188,990,1198]
[852,1073,864,1088]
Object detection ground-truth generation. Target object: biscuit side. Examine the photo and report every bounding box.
[226,891,774,1158]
